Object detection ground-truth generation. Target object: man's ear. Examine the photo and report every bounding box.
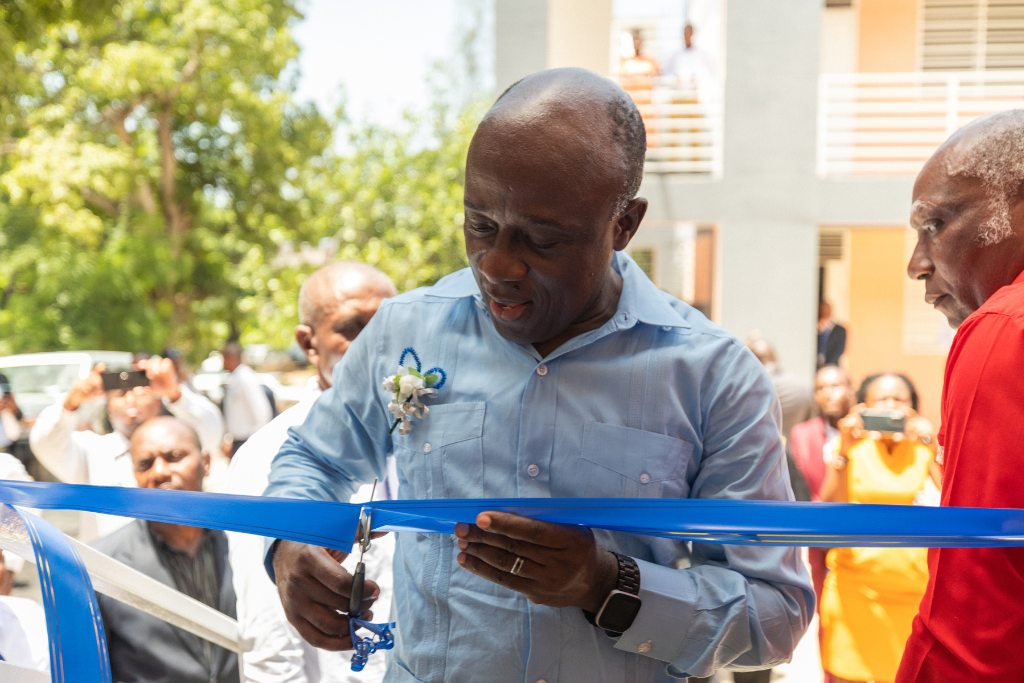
[295,325,317,365]
[612,197,648,251]
[201,449,211,478]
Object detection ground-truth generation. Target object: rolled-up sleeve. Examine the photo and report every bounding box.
[613,342,813,678]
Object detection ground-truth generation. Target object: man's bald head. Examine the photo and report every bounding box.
[485,68,646,218]
[130,415,202,453]
[937,109,1024,245]
[129,416,207,493]
[298,261,396,330]
[296,261,396,390]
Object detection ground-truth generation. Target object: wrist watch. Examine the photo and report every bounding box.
[583,551,642,634]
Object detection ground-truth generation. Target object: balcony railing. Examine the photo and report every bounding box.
[626,78,723,176]
[818,71,1024,177]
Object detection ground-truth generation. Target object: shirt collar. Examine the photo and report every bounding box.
[422,252,691,330]
[1014,267,1024,287]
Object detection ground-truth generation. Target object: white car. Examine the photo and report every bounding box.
[0,351,134,421]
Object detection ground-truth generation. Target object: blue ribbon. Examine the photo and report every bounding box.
[5,479,1024,683]
[0,503,110,683]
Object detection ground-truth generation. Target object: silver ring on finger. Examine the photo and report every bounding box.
[509,556,525,576]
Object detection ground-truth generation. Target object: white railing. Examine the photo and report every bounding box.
[818,70,1024,177]
[624,78,723,176]
[0,529,241,682]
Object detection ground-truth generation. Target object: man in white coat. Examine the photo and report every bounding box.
[29,356,224,542]
[225,261,397,683]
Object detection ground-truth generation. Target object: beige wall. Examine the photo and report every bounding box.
[547,0,612,76]
[846,228,947,426]
[857,0,918,72]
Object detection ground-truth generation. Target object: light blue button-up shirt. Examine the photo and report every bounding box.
[266,253,812,681]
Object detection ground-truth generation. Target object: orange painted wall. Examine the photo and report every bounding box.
[846,228,947,427]
[857,0,918,72]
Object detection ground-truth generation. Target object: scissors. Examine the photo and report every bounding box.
[346,480,396,671]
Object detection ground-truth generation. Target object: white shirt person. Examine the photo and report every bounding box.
[29,357,224,541]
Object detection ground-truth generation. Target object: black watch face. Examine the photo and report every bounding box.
[598,592,642,633]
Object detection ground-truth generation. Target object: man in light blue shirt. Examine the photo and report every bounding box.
[265,68,812,681]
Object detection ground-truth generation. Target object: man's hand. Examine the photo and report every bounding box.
[0,393,17,413]
[272,540,379,650]
[906,414,938,453]
[138,357,182,403]
[455,511,619,612]
[837,404,866,457]
[63,364,106,412]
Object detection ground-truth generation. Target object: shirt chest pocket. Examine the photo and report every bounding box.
[576,421,693,499]
[392,402,486,499]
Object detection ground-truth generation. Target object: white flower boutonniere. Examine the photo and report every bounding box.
[382,347,447,436]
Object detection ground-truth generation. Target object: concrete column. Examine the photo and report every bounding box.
[547,0,612,76]
[717,0,823,379]
[494,0,613,96]
[495,0,548,95]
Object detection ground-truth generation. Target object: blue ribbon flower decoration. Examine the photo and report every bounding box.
[382,347,447,436]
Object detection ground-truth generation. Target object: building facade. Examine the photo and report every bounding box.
[494,0,1024,425]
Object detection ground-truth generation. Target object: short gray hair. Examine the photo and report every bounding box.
[943,109,1024,245]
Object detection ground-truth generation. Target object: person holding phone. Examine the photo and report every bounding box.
[29,356,223,542]
[818,373,939,683]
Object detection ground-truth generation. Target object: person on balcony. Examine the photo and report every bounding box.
[897,110,1024,682]
[663,24,716,88]
[819,373,939,683]
[93,416,238,683]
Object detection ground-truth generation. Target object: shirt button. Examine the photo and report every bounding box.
[536,364,548,376]
[527,464,540,477]
[640,473,651,484]
[638,640,652,653]
[423,443,432,453]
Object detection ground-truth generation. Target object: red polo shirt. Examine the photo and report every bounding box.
[897,268,1024,683]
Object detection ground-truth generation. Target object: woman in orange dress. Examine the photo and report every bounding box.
[819,373,940,683]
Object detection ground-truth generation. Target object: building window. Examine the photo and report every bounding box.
[632,248,656,282]
[920,0,1024,71]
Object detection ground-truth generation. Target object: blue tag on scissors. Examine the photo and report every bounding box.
[349,618,396,671]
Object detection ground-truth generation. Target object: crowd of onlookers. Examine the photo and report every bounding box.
[742,323,940,683]
[1,263,939,683]
[0,261,397,683]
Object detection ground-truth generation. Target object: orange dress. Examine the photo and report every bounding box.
[820,439,934,682]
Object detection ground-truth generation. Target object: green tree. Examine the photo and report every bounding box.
[0,0,331,359]
[231,98,483,351]
[1,0,488,361]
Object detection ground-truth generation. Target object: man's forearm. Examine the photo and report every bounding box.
[28,402,88,484]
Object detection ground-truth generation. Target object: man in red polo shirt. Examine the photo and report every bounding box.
[897,110,1024,682]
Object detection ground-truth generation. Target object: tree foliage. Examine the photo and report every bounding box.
[0,0,482,361]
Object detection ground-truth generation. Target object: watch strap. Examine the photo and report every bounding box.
[583,551,641,628]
